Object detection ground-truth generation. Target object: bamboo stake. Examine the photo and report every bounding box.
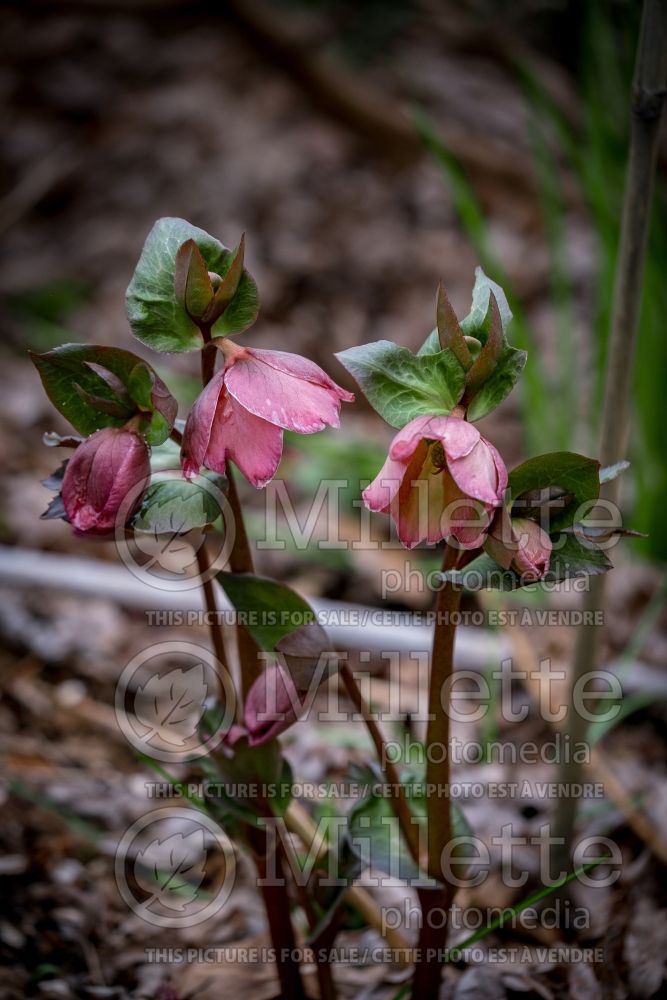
[555,0,667,857]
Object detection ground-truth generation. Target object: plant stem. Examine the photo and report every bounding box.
[339,661,421,866]
[249,826,307,1000]
[225,466,263,697]
[555,0,667,860]
[413,543,461,996]
[284,800,413,961]
[195,542,235,710]
[194,328,305,996]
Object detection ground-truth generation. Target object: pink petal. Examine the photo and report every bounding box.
[225,348,353,434]
[182,376,283,488]
[448,438,506,506]
[217,394,284,488]
[181,370,225,479]
[362,454,408,513]
[389,415,447,462]
[62,427,150,534]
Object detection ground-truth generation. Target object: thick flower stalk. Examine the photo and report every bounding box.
[363,413,507,548]
[61,427,151,534]
[181,340,354,486]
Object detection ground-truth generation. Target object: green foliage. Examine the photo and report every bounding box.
[442,531,612,592]
[126,218,258,353]
[460,267,513,335]
[348,773,471,883]
[216,572,317,651]
[335,340,465,428]
[508,452,601,530]
[466,346,527,422]
[132,472,227,534]
[30,344,177,444]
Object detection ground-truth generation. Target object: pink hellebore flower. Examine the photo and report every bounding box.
[363,414,507,549]
[243,664,301,747]
[181,342,354,487]
[486,513,552,581]
[61,427,151,534]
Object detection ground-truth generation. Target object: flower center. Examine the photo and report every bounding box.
[429,441,447,472]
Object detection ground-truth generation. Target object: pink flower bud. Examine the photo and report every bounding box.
[243,665,301,747]
[509,517,552,580]
[362,414,507,549]
[61,427,150,534]
[181,344,354,488]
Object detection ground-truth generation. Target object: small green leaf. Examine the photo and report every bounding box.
[126,218,259,353]
[30,344,177,444]
[216,573,317,652]
[463,293,503,397]
[202,234,246,327]
[509,452,600,530]
[73,382,134,418]
[548,532,613,578]
[465,345,527,421]
[335,340,465,429]
[460,266,512,336]
[174,239,214,320]
[348,777,471,883]
[436,284,472,369]
[133,471,226,535]
[441,534,612,591]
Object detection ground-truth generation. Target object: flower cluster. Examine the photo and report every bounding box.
[34,222,353,536]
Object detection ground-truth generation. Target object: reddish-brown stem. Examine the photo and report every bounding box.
[340,661,421,867]
[249,826,307,1000]
[225,466,263,696]
[169,426,183,446]
[195,542,236,713]
[199,323,216,387]
[412,543,461,996]
[193,324,304,996]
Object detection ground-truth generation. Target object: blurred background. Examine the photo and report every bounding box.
[1,2,666,998]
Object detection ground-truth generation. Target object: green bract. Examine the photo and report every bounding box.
[217,572,317,652]
[132,471,227,535]
[343,268,526,429]
[348,773,472,883]
[126,217,259,353]
[335,340,465,429]
[508,451,601,531]
[30,344,177,445]
[460,266,512,334]
[440,535,613,592]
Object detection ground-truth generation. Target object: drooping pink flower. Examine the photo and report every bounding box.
[243,664,301,747]
[61,427,151,534]
[181,343,354,487]
[485,511,552,581]
[363,414,507,549]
